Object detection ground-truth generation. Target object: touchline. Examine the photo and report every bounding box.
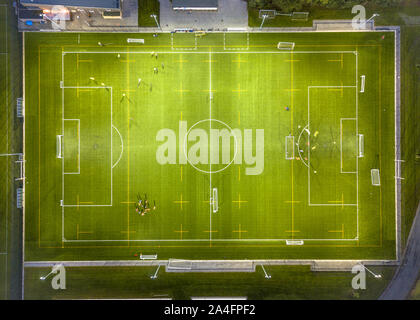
[156,120,265,175]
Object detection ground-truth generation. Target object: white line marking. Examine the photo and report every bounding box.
[63,51,357,55]
[209,50,212,241]
[62,237,359,242]
[111,125,123,169]
[58,50,365,243]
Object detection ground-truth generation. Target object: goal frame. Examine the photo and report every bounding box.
[277,42,295,50]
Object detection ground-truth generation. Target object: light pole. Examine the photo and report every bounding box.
[359,264,382,279]
[150,264,161,279]
[366,13,380,22]
[150,14,161,30]
[260,14,268,30]
[261,265,271,279]
[40,270,54,280]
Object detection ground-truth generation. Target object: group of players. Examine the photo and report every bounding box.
[136,194,157,216]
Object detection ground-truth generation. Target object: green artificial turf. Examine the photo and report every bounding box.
[23,265,397,300]
[0,3,8,300]
[24,31,396,262]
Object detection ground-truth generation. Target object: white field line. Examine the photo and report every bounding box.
[209,50,212,241]
[307,86,358,209]
[63,237,358,242]
[63,51,357,55]
[356,50,359,239]
[111,125,123,169]
[394,28,400,260]
[63,119,80,174]
[296,125,309,168]
[59,51,364,243]
[61,87,113,207]
[61,53,114,213]
[340,118,357,174]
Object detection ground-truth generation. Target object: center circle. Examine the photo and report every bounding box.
[183,119,238,174]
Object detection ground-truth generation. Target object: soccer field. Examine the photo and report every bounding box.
[24,31,397,261]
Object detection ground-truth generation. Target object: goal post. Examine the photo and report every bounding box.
[371,169,380,186]
[212,188,218,213]
[358,134,364,158]
[286,240,304,245]
[277,42,295,50]
[195,31,206,37]
[259,9,277,19]
[127,38,144,44]
[291,12,309,21]
[285,135,295,160]
[56,135,63,159]
[139,254,158,260]
[360,75,366,93]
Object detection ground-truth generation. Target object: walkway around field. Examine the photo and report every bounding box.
[380,203,420,299]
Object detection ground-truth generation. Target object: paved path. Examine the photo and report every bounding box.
[380,203,420,299]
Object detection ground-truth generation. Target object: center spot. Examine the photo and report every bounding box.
[184,119,238,174]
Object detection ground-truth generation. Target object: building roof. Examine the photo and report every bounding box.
[20,0,120,9]
[172,0,218,9]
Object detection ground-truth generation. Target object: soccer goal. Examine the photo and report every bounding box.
[291,12,309,21]
[285,135,295,160]
[195,31,206,37]
[259,9,277,19]
[212,188,218,213]
[56,135,63,158]
[140,254,157,260]
[286,240,304,245]
[127,38,144,44]
[360,75,366,93]
[277,42,295,50]
[371,169,380,186]
[358,134,364,158]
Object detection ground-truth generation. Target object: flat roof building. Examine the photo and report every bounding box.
[20,0,121,10]
[172,0,218,11]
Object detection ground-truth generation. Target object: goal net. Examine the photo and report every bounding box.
[56,135,63,158]
[371,169,380,186]
[358,134,364,158]
[277,42,295,50]
[139,254,157,260]
[127,38,144,44]
[259,9,277,19]
[360,75,366,93]
[286,240,304,245]
[291,12,309,21]
[212,188,218,213]
[285,135,295,160]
